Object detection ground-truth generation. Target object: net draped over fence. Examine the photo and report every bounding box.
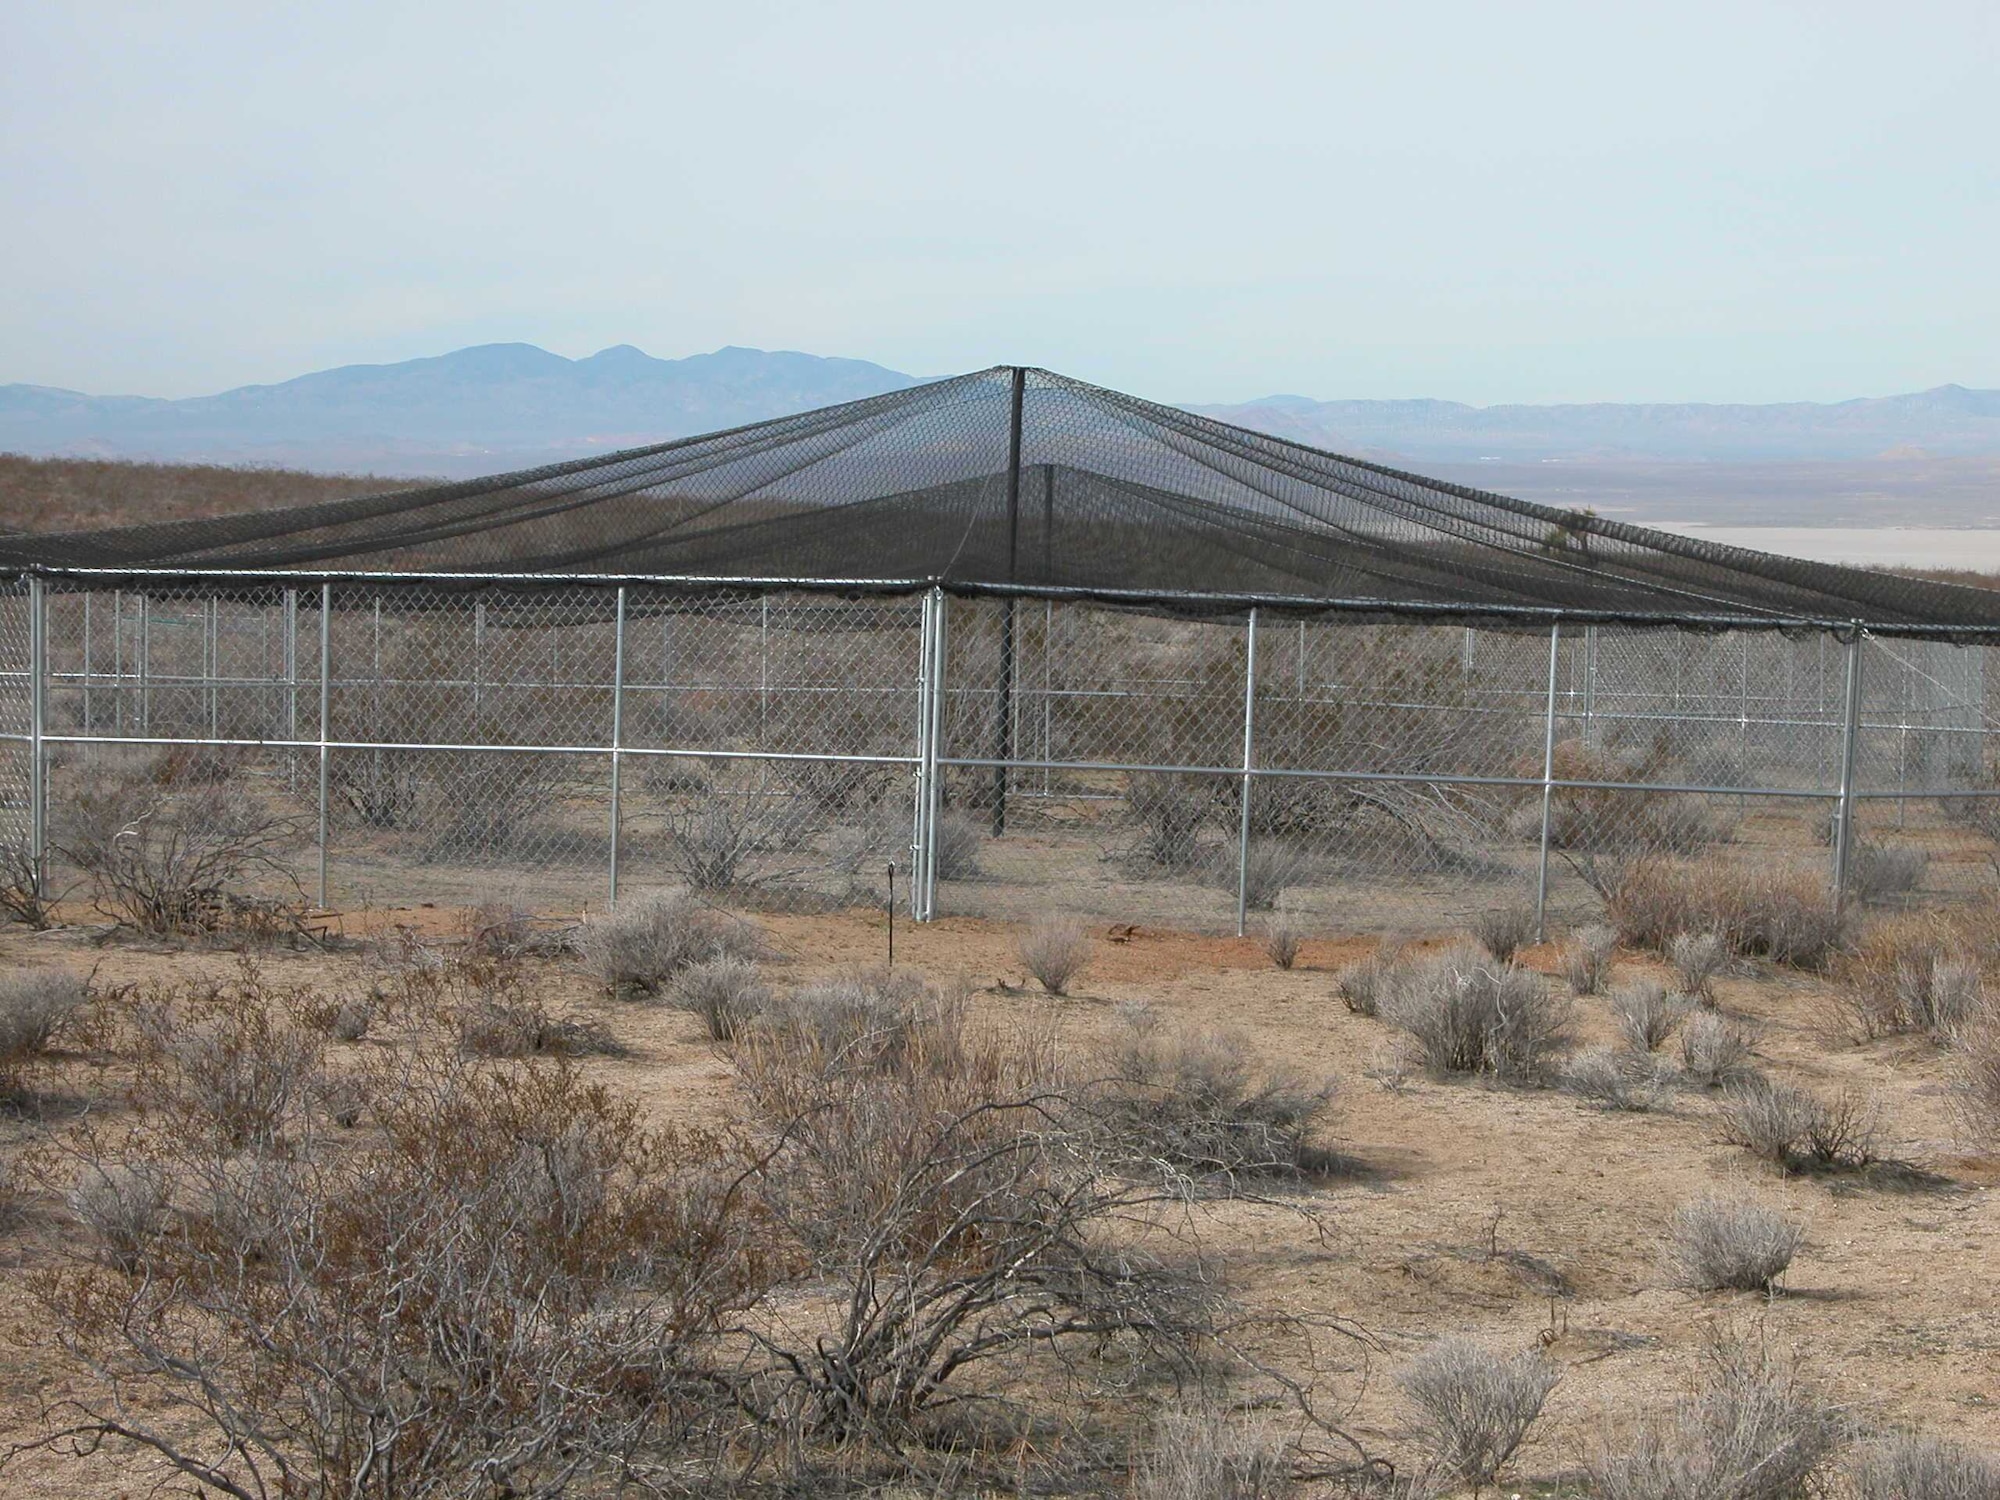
[3,365,2000,933]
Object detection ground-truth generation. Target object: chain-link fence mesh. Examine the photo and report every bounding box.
[3,576,1999,932]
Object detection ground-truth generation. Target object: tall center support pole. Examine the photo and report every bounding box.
[1831,622,1865,920]
[608,587,628,908]
[1534,622,1563,942]
[316,583,332,909]
[1235,607,1260,938]
[28,576,47,898]
[922,589,950,920]
[992,366,1026,836]
[910,591,934,920]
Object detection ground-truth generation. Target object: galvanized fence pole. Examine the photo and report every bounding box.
[113,589,124,734]
[472,599,486,728]
[910,590,934,920]
[1831,622,1865,919]
[138,591,151,734]
[316,583,332,908]
[81,592,93,733]
[1534,622,1562,941]
[608,586,627,908]
[28,576,46,897]
[206,597,220,739]
[1235,607,1259,938]
[921,588,950,921]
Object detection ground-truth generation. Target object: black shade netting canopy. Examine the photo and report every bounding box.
[5,365,1997,638]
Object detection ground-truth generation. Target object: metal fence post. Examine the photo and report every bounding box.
[910,590,934,920]
[921,588,949,921]
[1831,622,1865,919]
[317,583,331,908]
[28,575,46,897]
[1235,607,1259,938]
[608,586,627,908]
[206,597,220,739]
[138,591,151,734]
[81,592,93,733]
[472,599,486,728]
[113,589,123,734]
[1534,622,1562,941]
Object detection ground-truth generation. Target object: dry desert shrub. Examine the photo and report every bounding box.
[1846,1432,2000,1499]
[1382,944,1574,1083]
[1561,923,1618,995]
[1610,858,1849,971]
[752,968,939,1064]
[1337,937,1405,1017]
[1838,914,1987,1044]
[1954,1022,2000,1146]
[1847,841,1929,905]
[1720,1079,1881,1174]
[1231,838,1296,912]
[1473,903,1537,963]
[128,978,326,1152]
[575,889,763,997]
[1664,1193,1807,1292]
[1680,1010,1759,1089]
[1133,1403,1294,1500]
[1019,912,1091,994]
[1670,931,1729,1000]
[1103,1010,1338,1180]
[66,1162,172,1274]
[455,996,623,1059]
[1614,979,1691,1054]
[1396,1336,1559,1493]
[1592,1331,1839,1500]
[933,808,986,881]
[1261,907,1307,970]
[1565,1047,1672,1112]
[1126,773,1212,871]
[668,955,769,1041]
[0,968,87,1062]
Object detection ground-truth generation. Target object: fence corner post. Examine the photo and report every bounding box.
[1534,621,1562,942]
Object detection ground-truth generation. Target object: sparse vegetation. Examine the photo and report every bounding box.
[1720,1079,1881,1173]
[1261,906,1306,969]
[668,954,769,1041]
[575,889,763,997]
[1663,1193,1807,1292]
[1019,911,1091,994]
[1381,944,1573,1083]
[1473,903,1537,963]
[1846,1431,2000,1499]
[1680,1010,1759,1089]
[1396,1337,1558,1493]
[1614,979,1690,1053]
[1670,930,1728,1000]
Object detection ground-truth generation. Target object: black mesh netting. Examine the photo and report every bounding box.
[4,365,1996,638]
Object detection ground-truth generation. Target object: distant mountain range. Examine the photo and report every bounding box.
[6,342,2000,479]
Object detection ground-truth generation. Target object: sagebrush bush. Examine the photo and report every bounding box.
[1847,1431,2000,1499]
[669,955,769,1041]
[1593,1332,1839,1499]
[455,997,624,1059]
[1565,1047,1670,1112]
[0,968,87,1061]
[1848,842,1929,905]
[1133,1403,1292,1500]
[1680,1010,1758,1089]
[1839,916,1987,1043]
[576,890,762,997]
[1382,945,1573,1082]
[1104,1012,1337,1179]
[1955,1021,2000,1146]
[1561,923,1617,995]
[1611,858,1849,971]
[67,1162,170,1273]
[1670,931,1728,999]
[1336,938,1404,1017]
[933,810,985,881]
[755,969,939,1064]
[1019,913,1091,995]
[1396,1337,1558,1492]
[1663,1193,1806,1291]
[1614,979,1689,1054]
[1473,904,1537,963]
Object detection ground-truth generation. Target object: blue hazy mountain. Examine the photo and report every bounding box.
[7,342,2000,477]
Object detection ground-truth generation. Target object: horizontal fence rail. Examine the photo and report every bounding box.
[0,574,1995,934]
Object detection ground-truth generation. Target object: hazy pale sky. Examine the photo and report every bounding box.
[5,1,1997,405]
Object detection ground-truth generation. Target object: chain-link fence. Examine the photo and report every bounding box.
[0,573,1994,933]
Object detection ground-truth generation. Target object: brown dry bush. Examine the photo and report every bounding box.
[1336,936,1405,1017]
[1720,1079,1881,1174]
[1396,1337,1559,1493]
[1838,914,1988,1044]
[1846,1432,2000,1499]
[1133,1402,1295,1500]
[1102,1009,1339,1181]
[1473,904,1537,964]
[126,976,326,1153]
[1663,1194,1807,1292]
[0,836,63,930]
[1019,911,1092,994]
[575,889,764,997]
[1592,1330,1839,1500]
[1954,1020,2000,1147]
[1565,1047,1672,1112]
[1127,773,1213,871]
[1610,857,1849,971]
[1847,841,1929,905]
[1528,741,1737,857]
[1561,923,1618,995]
[1670,931,1729,1000]
[752,968,938,1064]
[668,955,769,1042]
[0,968,87,1064]
[1381,944,1574,1083]
[28,1045,770,1500]
[1261,907,1307,970]
[455,996,624,1059]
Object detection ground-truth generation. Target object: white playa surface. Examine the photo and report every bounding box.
[1646,525,2000,570]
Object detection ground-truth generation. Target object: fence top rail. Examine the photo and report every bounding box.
[3,566,1966,639]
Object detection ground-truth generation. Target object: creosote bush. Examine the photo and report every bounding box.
[1381,944,1574,1083]
[1473,904,1537,964]
[1847,1432,2000,1499]
[1614,979,1690,1054]
[1396,1337,1558,1493]
[1592,1330,1840,1499]
[1663,1193,1807,1292]
[575,889,763,997]
[1019,912,1092,995]
[1561,923,1618,995]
